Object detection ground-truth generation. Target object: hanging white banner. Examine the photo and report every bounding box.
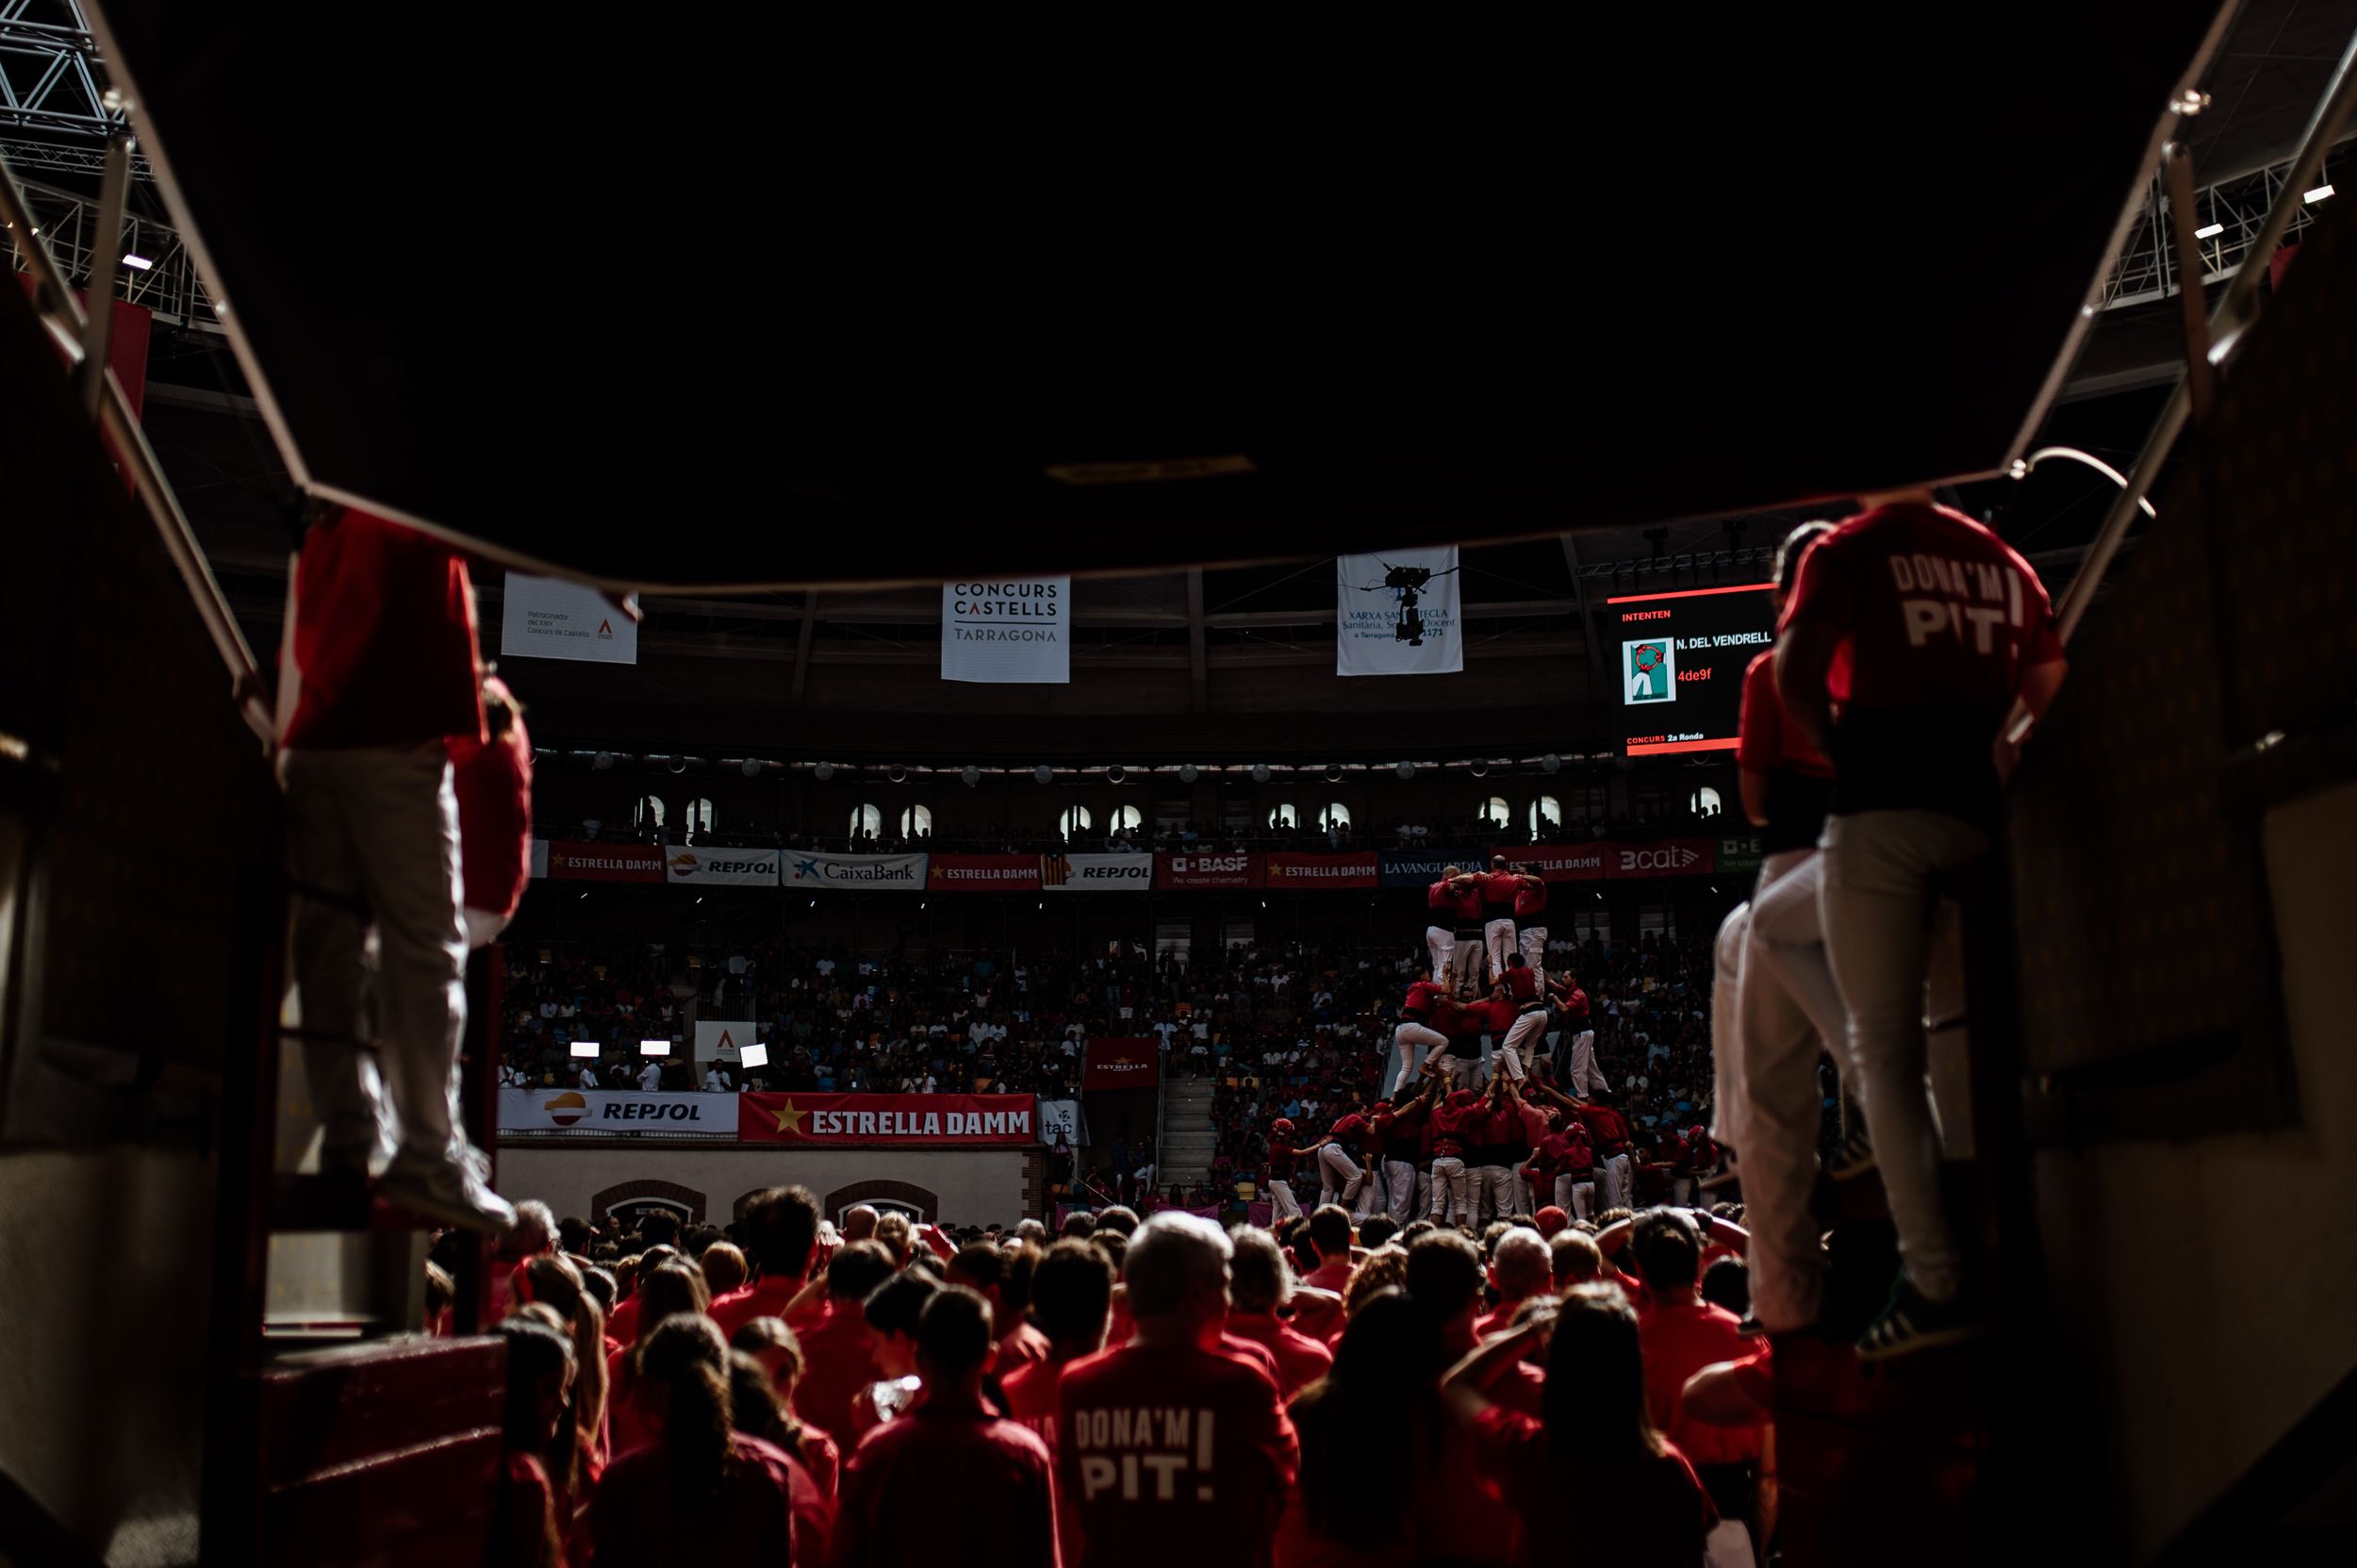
[694,1019,759,1062]
[1037,1098,1088,1147]
[664,847,780,886]
[1336,547,1463,676]
[783,851,930,888]
[501,573,639,664]
[941,578,1071,684]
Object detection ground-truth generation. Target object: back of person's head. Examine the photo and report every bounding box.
[1507,951,1525,969]
[872,1211,914,1265]
[1627,1208,1703,1291]
[1701,1256,1750,1318]
[1124,1213,1232,1320]
[1399,1219,1438,1246]
[558,1216,594,1255]
[842,1204,881,1242]
[1358,1215,1400,1251]
[1481,1221,1514,1254]
[828,1240,898,1303]
[508,1201,557,1259]
[1089,1230,1128,1274]
[726,1350,791,1447]
[1775,520,1836,598]
[635,1261,712,1343]
[637,1210,682,1249]
[1030,1240,1115,1349]
[730,1315,802,1395]
[633,1314,740,1499]
[1404,1230,1484,1324]
[699,1241,748,1297]
[1060,1211,1096,1240]
[947,1243,1004,1296]
[1551,1230,1605,1289]
[1294,1290,1444,1549]
[496,1313,575,1452]
[1343,1245,1410,1320]
[1014,1218,1047,1245]
[862,1270,940,1340]
[738,1186,821,1281]
[1226,1227,1293,1314]
[582,1266,618,1313]
[1096,1205,1141,1238]
[1492,1230,1552,1301]
[1308,1205,1353,1260]
[915,1284,997,1379]
[424,1261,454,1322]
[1545,1284,1659,1461]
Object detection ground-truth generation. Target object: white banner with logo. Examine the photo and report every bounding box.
[664,847,781,886]
[694,1019,758,1063]
[941,578,1071,684]
[1040,852,1153,891]
[1336,546,1462,676]
[783,851,929,888]
[1037,1098,1088,1147]
[501,573,639,664]
[499,1088,738,1136]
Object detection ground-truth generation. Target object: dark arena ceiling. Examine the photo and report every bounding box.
[88,4,2240,589]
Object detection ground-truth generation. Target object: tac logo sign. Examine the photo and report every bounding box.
[1623,637,1675,703]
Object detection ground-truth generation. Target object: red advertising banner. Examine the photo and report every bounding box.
[1603,837,1716,879]
[740,1093,1038,1145]
[927,854,1042,891]
[1156,850,1261,889]
[1262,851,1379,889]
[1083,1037,1161,1089]
[544,840,666,883]
[1509,843,1610,883]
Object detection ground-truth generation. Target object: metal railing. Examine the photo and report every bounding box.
[7,173,219,327]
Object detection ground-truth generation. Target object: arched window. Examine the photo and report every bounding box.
[1528,795,1561,835]
[684,798,716,834]
[634,794,666,830]
[900,804,932,838]
[1689,785,1723,819]
[1268,803,1299,830]
[1478,796,1510,828]
[849,803,882,838]
[1321,802,1352,830]
[1109,803,1144,833]
[1059,806,1093,840]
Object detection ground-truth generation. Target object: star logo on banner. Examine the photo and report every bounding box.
[794,859,820,881]
[770,1098,807,1135]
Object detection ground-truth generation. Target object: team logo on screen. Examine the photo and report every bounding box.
[1622,638,1675,703]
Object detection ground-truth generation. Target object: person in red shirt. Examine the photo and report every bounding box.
[1003,1240,1116,1459]
[1530,1078,1632,1213]
[1511,866,1550,987]
[447,672,532,951]
[1222,1228,1335,1396]
[492,1315,571,1568]
[1296,1110,1372,1213]
[1405,1230,1543,1417]
[1055,1214,1298,1568]
[1445,1286,1716,1568]
[1297,1204,1358,1296]
[1621,1209,1765,1556]
[1474,1229,1553,1338]
[1521,1111,1591,1222]
[1261,1117,1306,1221]
[1447,874,1489,991]
[1476,856,1532,989]
[785,1241,898,1444]
[274,504,510,1230]
[1493,955,1549,1083]
[1369,1077,1438,1227]
[1390,976,1451,1098]
[1425,1085,1483,1228]
[1778,489,2068,1358]
[832,1286,1062,1567]
[728,1316,843,1503]
[1469,1076,1526,1221]
[1425,867,1475,986]
[948,1242,1053,1376]
[708,1185,824,1343]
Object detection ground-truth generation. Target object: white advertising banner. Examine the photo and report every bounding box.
[941,578,1071,684]
[694,1019,758,1063]
[499,1088,738,1136]
[1037,1098,1088,1147]
[501,572,639,664]
[664,847,781,886]
[1040,853,1153,891]
[1336,547,1463,676]
[783,851,929,888]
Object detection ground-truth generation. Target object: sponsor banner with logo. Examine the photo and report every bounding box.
[501,572,639,664]
[1510,843,1610,883]
[1717,835,1767,878]
[1155,850,1261,890]
[1263,851,1379,889]
[1378,849,1490,888]
[1038,1098,1087,1147]
[1605,836,1717,879]
[694,1020,758,1063]
[927,854,1042,891]
[665,847,780,886]
[1082,1037,1161,1089]
[783,851,929,888]
[1040,853,1154,891]
[941,578,1071,685]
[539,840,665,883]
[742,1092,1038,1145]
[499,1089,738,1136]
[1336,545,1464,676]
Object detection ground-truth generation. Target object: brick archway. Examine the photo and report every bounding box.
[822,1179,939,1223]
[591,1178,706,1224]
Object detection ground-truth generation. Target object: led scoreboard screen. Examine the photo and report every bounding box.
[1608,583,1777,756]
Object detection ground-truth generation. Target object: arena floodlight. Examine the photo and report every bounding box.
[1034,764,1055,784]
[1395,760,1416,781]
[640,1038,670,1056]
[592,751,615,771]
[1178,764,1199,784]
[569,1040,598,1059]
[814,761,836,782]
[1541,753,1562,773]
[2193,221,2225,239]
[738,1042,769,1069]
[121,253,153,271]
[962,765,981,787]
[740,758,763,777]
[1250,764,1271,783]
[2304,183,2334,204]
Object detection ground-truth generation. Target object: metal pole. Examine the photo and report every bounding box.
[2162,140,2217,427]
[76,131,130,416]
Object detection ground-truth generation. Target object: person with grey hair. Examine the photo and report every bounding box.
[1014,1217,1047,1246]
[491,1198,556,1316]
[1475,1228,1554,1336]
[1056,1213,1298,1564]
[840,1204,880,1243]
[1223,1227,1335,1396]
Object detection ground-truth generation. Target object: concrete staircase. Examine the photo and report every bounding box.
[1159,1076,1219,1189]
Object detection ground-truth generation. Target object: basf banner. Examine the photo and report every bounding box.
[693,1020,758,1063]
[499,1089,738,1136]
[1336,547,1462,676]
[1156,851,1260,889]
[1263,851,1379,888]
[928,854,1041,891]
[1378,849,1490,888]
[665,847,780,886]
[941,578,1071,684]
[501,572,639,664]
[783,852,929,888]
[1082,1038,1161,1089]
[1040,853,1154,891]
[539,840,665,883]
[742,1093,1038,1145]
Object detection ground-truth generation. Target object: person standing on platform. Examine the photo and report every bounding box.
[1477,856,1526,989]
[1513,866,1551,987]
[1495,954,1551,1083]
[1426,867,1475,984]
[1372,1076,1438,1227]
[1262,1118,1306,1221]
[1390,974,1451,1096]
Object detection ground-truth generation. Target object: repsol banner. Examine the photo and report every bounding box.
[1156,851,1261,889]
[1040,853,1153,890]
[499,1089,739,1136]
[783,851,929,887]
[941,577,1071,684]
[665,847,780,886]
[742,1092,1038,1146]
[1378,849,1489,888]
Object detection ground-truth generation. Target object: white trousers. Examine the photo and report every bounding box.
[1447,933,1485,992]
[1267,1179,1302,1220]
[1711,898,1755,1153]
[1482,918,1518,985]
[1317,1143,1366,1211]
[1516,923,1548,988]
[1427,1157,1471,1224]
[1566,1030,1608,1098]
[1496,1009,1549,1081]
[1436,1050,1484,1092]
[1426,925,1455,985]
[283,742,469,1169]
[1379,1160,1417,1226]
[1598,1152,1633,1213]
[1555,1174,1597,1220]
[1478,1164,1520,1217]
[1391,1022,1447,1097]
[1739,850,1850,1332]
[1821,809,1988,1304]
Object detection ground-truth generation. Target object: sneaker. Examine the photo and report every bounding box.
[1823,1119,1876,1181]
[1854,1279,1982,1362]
[379,1150,517,1234]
